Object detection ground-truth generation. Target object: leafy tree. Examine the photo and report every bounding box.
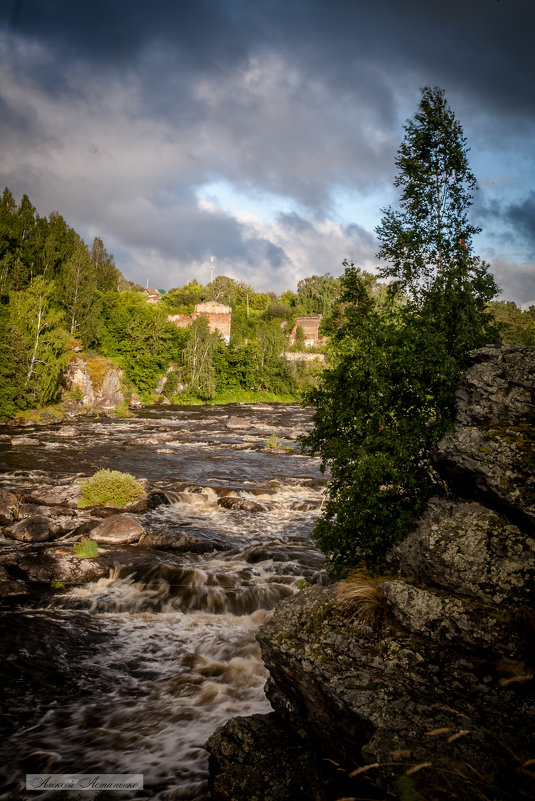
[306,88,498,572]
[488,300,535,345]
[9,277,69,406]
[182,317,219,399]
[90,237,120,292]
[101,291,186,395]
[297,273,340,315]
[59,238,97,337]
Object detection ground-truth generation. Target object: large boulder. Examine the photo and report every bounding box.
[89,513,146,544]
[435,345,535,528]
[20,484,82,508]
[3,515,59,543]
[394,497,535,604]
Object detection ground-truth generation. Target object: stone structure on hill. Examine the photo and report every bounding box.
[288,316,326,347]
[143,287,165,304]
[207,344,535,801]
[167,301,232,343]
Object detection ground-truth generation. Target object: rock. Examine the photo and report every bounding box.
[217,496,265,512]
[255,585,535,801]
[66,358,96,406]
[97,368,125,409]
[394,497,535,604]
[0,547,108,584]
[382,580,519,655]
[138,531,215,553]
[3,515,58,542]
[56,425,78,437]
[90,513,146,544]
[129,392,143,408]
[0,565,28,596]
[435,345,535,528]
[226,415,251,430]
[207,713,351,801]
[0,488,18,525]
[10,436,37,446]
[20,484,82,508]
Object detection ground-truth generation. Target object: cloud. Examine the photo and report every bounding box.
[0,0,534,303]
[490,257,535,308]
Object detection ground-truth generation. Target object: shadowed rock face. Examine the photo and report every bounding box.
[207,345,535,801]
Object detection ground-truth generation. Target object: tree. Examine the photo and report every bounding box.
[296,273,341,315]
[305,89,498,572]
[182,317,219,399]
[376,86,497,359]
[9,277,69,406]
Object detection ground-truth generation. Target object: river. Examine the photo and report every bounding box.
[0,404,328,800]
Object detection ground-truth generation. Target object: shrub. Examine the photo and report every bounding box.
[73,540,99,558]
[78,469,145,508]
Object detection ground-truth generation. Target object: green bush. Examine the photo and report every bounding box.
[73,540,99,558]
[78,469,145,508]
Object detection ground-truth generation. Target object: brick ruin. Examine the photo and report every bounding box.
[167,301,232,344]
[288,316,326,348]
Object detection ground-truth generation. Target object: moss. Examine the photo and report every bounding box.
[84,354,117,391]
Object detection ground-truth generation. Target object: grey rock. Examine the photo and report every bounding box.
[56,425,78,437]
[394,497,535,604]
[138,531,214,553]
[0,565,28,596]
[21,484,82,508]
[0,546,108,584]
[0,488,18,525]
[435,345,535,526]
[90,513,146,544]
[10,436,37,446]
[3,515,58,542]
[217,496,265,512]
[226,415,251,430]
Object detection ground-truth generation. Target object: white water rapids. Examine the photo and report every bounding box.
[0,404,328,800]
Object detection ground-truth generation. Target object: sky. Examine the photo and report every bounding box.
[1,0,534,305]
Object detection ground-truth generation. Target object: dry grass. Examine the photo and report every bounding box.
[335,568,386,627]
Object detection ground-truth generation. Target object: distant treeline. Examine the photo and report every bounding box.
[0,187,532,421]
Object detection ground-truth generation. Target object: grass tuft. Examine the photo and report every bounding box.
[335,568,386,627]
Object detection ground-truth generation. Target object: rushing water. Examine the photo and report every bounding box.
[0,405,328,800]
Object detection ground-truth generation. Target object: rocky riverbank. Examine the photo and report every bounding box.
[207,345,535,801]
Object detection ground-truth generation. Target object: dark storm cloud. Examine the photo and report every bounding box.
[1,0,534,294]
[505,193,535,258]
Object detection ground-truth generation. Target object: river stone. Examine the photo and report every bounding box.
[138,531,214,553]
[217,496,265,512]
[0,488,18,525]
[0,547,108,584]
[226,415,251,430]
[56,425,78,436]
[10,436,37,446]
[20,484,82,508]
[394,497,535,604]
[90,513,146,544]
[3,515,58,542]
[0,564,28,596]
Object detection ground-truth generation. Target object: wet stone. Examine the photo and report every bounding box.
[90,513,146,544]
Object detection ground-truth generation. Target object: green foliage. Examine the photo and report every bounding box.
[306,88,498,572]
[488,300,535,344]
[181,316,219,399]
[100,291,187,396]
[297,273,341,315]
[78,469,145,508]
[73,540,99,559]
